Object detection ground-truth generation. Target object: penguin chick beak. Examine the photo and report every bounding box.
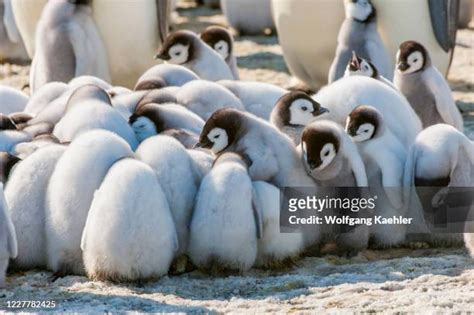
[397,62,409,71]
[154,51,170,61]
[315,107,329,116]
[194,138,212,149]
[349,51,360,71]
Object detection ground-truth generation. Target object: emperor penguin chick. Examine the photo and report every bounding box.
[270,91,329,145]
[134,64,200,91]
[53,85,139,150]
[301,120,370,252]
[394,41,463,131]
[252,181,304,268]
[346,105,407,247]
[200,26,239,80]
[5,144,66,270]
[404,124,473,246]
[302,120,368,187]
[46,130,134,276]
[81,158,177,282]
[129,103,204,143]
[155,30,234,81]
[135,136,203,258]
[344,52,396,90]
[0,85,29,114]
[30,0,110,92]
[313,76,421,147]
[328,0,391,83]
[195,108,316,187]
[219,80,288,120]
[174,80,245,120]
[0,183,17,288]
[188,153,260,273]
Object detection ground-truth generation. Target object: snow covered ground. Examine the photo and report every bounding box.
[0,1,473,313]
[1,248,473,312]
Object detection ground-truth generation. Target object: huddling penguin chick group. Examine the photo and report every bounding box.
[0,1,473,283]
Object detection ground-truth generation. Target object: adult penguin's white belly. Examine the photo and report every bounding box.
[12,0,168,88]
[10,0,47,58]
[92,0,167,87]
[221,0,274,35]
[272,0,455,89]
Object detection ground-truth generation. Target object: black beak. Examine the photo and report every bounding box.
[315,107,329,116]
[346,125,357,137]
[193,138,212,149]
[397,62,409,71]
[128,114,138,125]
[154,52,170,60]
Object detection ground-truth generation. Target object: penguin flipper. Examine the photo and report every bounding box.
[428,0,459,53]
[251,187,263,240]
[449,142,474,187]
[328,48,352,84]
[378,152,404,210]
[423,68,464,131]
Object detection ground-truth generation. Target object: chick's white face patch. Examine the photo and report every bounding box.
[131,116,157,142]
[289,99,315,126]
[405,51,424,74]
[168,44,190,65]
[353,123,375,142]
[207,127,228,153]
[318,143,336,170]
[214,40,229,60]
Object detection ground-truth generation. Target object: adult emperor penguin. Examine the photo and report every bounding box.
[195,108,316,187]
[136,136,203,267]
[174,80,245,120]
[272,0,459,89]
[0,0,28,64]
[129,103,204,143]
[221,0,275,35]
[12,0,171,88]
[155,30,235,81]
[346,105,407,247]
[81,158,177,282]
[328,0,391,83]
[45,130,134,276]
[394,41,464,131]
[344,52,396,89]
[0,85,29,115]
[219,80,288,120]
[134,64,200,91]
[312,76,422,147]
[188,153,260,273]
[0,183,17,288]
[30,0,111,93]
[252,181,304,268]
[270,91,329,145]
[5,144,66,270]
[200,26,239,80]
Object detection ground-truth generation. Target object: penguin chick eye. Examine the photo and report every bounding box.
[301,106,308,111]
[323,150,330,157]
[214,134,220,139]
